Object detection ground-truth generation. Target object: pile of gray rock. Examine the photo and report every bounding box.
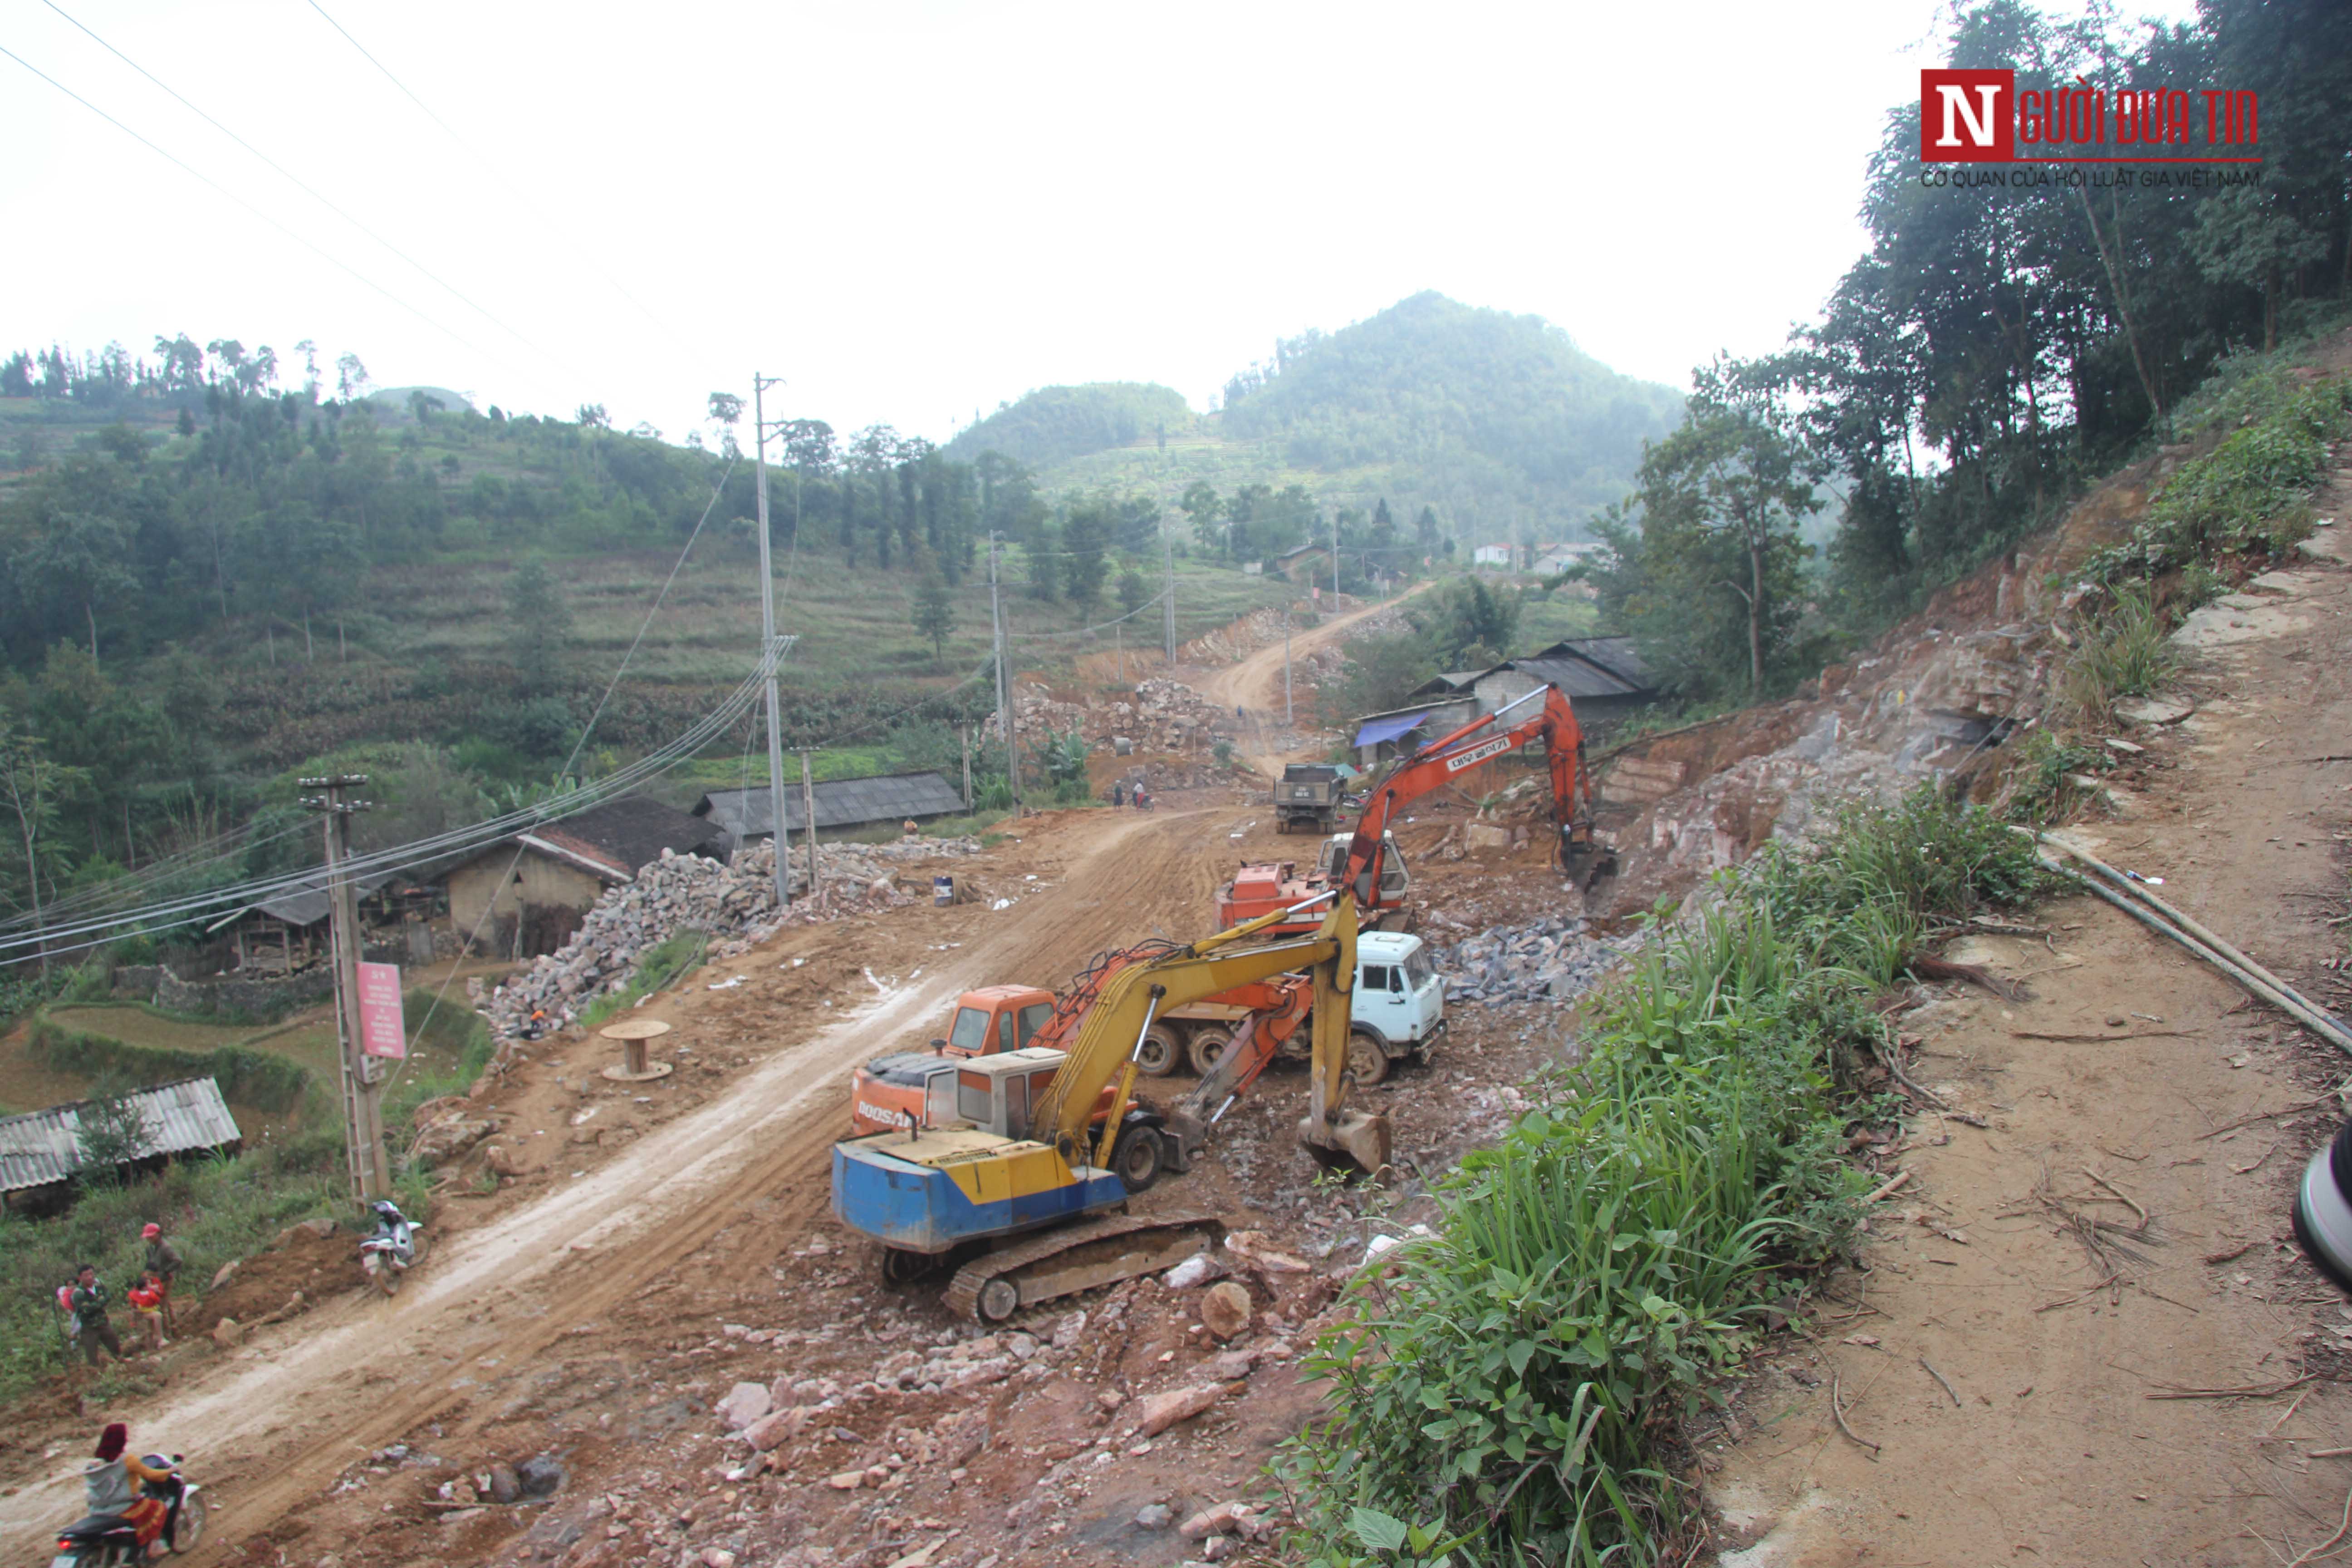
[1437,915,1640,1006]
[481,835,982,1037]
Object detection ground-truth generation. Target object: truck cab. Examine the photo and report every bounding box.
[1348,931,1445,1066]
[1275,764,1343,835]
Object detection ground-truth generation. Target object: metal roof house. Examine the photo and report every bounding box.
[1347,636,1659,768]
[0,1078,243,1210]
[695,770,967,848]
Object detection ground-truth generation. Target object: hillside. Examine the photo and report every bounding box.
[942,381,1195,468]
[967,293,1684,541]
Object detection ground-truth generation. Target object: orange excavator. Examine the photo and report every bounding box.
[1215,682,1607,937]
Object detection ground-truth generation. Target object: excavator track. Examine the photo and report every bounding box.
[943,1210,1223,1322]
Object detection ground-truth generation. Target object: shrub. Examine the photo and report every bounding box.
[27,1019,311,1114]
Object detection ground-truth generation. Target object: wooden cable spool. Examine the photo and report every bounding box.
[598,1017,675,1082]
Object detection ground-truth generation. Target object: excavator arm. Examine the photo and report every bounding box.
[1027,895,1391,1176]
[1340,683,1602,911]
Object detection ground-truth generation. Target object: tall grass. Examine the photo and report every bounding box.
[2056,589,2178,726]
[1278,789,2050,1566]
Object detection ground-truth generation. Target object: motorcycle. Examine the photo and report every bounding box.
[358,1199,427,1297]
[49,1454,205,1566]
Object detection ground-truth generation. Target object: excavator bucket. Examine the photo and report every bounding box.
[1298,1107,1392,1178]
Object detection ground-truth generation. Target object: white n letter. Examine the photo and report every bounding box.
[1936,84,2000,147]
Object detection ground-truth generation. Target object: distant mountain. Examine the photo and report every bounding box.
[943,382,1195,468]
[956,294,1683,540]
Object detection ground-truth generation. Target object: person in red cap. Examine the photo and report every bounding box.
[81,1422,173,1549]
[141,1224,181,1336]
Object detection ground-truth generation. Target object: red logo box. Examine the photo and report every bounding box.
[1921,69,2014,162]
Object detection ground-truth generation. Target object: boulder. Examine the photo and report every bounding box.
[740,1406,813,1452]
[1203,1350,1257,1381]
[1223,1231,1310,1274]
[1134,1503,1174,1529]
[515,1455,566,1498]
[1180,1501,1258,1541]
[1135,1383,1224,1437]
[486,1463,523,1505]
[1163,1254,1221,1290]
[1200,1281,1252,1341]
[716,1382,771,1431]
[209,1259,240,1290]
[210,1317,243,1349]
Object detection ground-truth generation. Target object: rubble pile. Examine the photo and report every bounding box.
[1437,914,1640,1006]
[482,835,981,1037]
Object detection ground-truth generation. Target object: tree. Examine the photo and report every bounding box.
[912,566,956,665]
[1180,481,1225,556]
[0,704,85,967]
[334,352,370,401]
[1599,383,1820,700]
[1025,525,1063,601]
[1415,505,1440,554]
[1063,500,1113,612]
[1116,568,1150,617]
[575,402,610,430]
[505,559,573,695]
[11,510,135,662]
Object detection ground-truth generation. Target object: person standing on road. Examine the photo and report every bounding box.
[69,1264,122,1367]
[141,1223,181,1335]
[1112,782,1126,808]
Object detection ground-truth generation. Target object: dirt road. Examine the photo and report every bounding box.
[1707,495,2352,1563]
[1197,581,1428,778]
[0,805,1234,1563]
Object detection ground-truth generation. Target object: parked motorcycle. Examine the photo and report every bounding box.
[49,1454,205,1566]
[358,1199,426,1296]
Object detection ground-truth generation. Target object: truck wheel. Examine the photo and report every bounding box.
[1185,1026,1235,1077]
[1111,1125,1165,1193]
[1346,1031,1391,1088]
[1135,1025,1182,1078]
[1275,817,1289,835]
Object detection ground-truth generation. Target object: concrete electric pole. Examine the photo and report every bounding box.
[304,773,389,1200]
[752,374,792,912]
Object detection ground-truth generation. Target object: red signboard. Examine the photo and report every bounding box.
[1920,69,2015,163]
[358,961,407,1059]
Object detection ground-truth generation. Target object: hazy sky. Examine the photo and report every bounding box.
[2,0,2194,446]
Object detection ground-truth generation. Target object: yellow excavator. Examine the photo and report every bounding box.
[830,895,1390,1321]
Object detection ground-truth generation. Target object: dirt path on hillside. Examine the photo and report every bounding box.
[1706,500,2352,1563]
[1197,581,1430,778]
[0,806,1231,1563]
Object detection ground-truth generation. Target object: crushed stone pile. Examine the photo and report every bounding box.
[482,835,981,1038]
[1436,913,1640,1006]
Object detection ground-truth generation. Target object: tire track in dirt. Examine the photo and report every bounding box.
[0,806,1237,1562]
[1197,583,1429,779]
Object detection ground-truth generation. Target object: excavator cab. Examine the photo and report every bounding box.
[1319,832,1409,901]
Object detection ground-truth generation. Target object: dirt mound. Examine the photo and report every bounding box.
[182,1224,354,1335]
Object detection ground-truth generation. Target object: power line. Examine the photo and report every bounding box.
[0,39,503,369]
[37,0,573,382]
[303,0,692,356]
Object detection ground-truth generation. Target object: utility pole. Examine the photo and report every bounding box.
[752,373,791,913]
[989,532,1021,814]
[1163,528,1176,666]
[304,774,388,1200]
[959,725,972,809]
[1332,511,1341,604]
[799,749,820,900]
[1282,602,1294,728]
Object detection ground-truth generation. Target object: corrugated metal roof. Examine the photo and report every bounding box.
[1483,656,1646,702]
[0,1078,243,1195]
[207,866,397,931]
[1534,636,1654,690]
[696,771,967,839]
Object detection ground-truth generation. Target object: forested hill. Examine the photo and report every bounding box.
[969,293,1683,541]
[942,382,1194,468]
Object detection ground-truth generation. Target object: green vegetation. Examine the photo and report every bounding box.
[382,987,497,1148]
[944,382,1194,468]
[578,930,708,1030]
[996,294,1682,544]
[2055,588,2178,726]
[1280,792,2051,1565]
[1582,0,2351,704]
[26,1014,312,1114]
[0,1145,347,1406]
